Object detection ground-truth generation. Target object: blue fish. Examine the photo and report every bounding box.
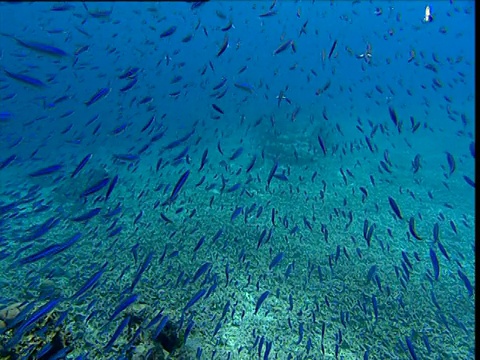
[105,175,118,201]
[230,147,243,161]
[269,252,284,270]
[119,77,138,92]
[226,183,241,193]
[193,236,206,252]
[169,170,190,203]
[160,25,177,38]
[131,252,154,291]
[199,149,208,171]
[29,164,63,177]
[18,232,81,265]
[13,38,68,57]
[231,206,243,222]
[184,320,195,344]
[296,323,304,345]
[0,154,16,170]
[246,155,257,173]
[317,135,327,155]
[255,291,270,315]
[388,196,403,220]
[71,268,105,300]
[153,315,170,339]
[104,316,130,350]
[85,88,110,106]
[71,208,101,222]
[429,248,440,280]
[211,228,223,243]
[109,294,138,322]
[405,336,418,360]
[4,69,46,88]
[184,288,206,311]
[141,115,155,132]
[457,270,473,296]
[192,262,211,283]
[372,295,378,321]
[366,265,377,283]
[80,177,109,197]
[267,161,278,188]
[5,299,61,349]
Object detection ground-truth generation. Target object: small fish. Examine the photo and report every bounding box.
[199,149,208,171]
[269,252,284,270]
[388,196,403,220]
[213,78,227,91]
[104,316,130,350]
[273,39,292,55]
[105,175,118,201]
[317,135,327,155]
[231,206,243,222]
[80,178,110,197]
[246,155,257,173]
[169,170,190,203]
[255,291,270,314]
[457,270,473,296]
[234,82,254,93]
[217,35,229,57]
[212,228,223,243]
[267,161,279,188]
[445,152,456,176]
[18,233,81,265]
[405,336,418,360]
[429,248,440,280]
[328,39,337,59]
[29,164,63,177]
[160,25,177,38]
[71,208,101,222]
[153,315,170,339]
[296,322,304,345]
[4,69,46,88]
[113,153,139,161]
[5,299,61,349]
[408,217,422,240]
[131,252,154,291]
[119,67,140,79]
[463,175,475,188]
[71,154,92,178]
[71,268,105,300]
[436,241,450,261]
[230,147,243,160]
[194,236,206,252]
[119,77,138,92]
[192,262,211,283]
[388,106,401,132]
[0,154,16,170]
[85,88,110,106]
[13,37,68,57]
[372,295,378,321]
[141,115,155,132]
[226,183,241,193]
[109,294,138,322]
[184,288,207,311]
[366,265,377,284]
[259,9,277,17]
[212,103,224,114]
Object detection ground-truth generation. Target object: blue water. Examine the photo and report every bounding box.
[0,1,475,359]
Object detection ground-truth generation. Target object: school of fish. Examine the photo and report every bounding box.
[0,1,475,359]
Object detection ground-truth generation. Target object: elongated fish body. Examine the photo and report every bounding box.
[85,88,110,106]
[4,69,46,88]
[15,38,68,57]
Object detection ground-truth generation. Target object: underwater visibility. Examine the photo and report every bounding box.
[0,1,475,359]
